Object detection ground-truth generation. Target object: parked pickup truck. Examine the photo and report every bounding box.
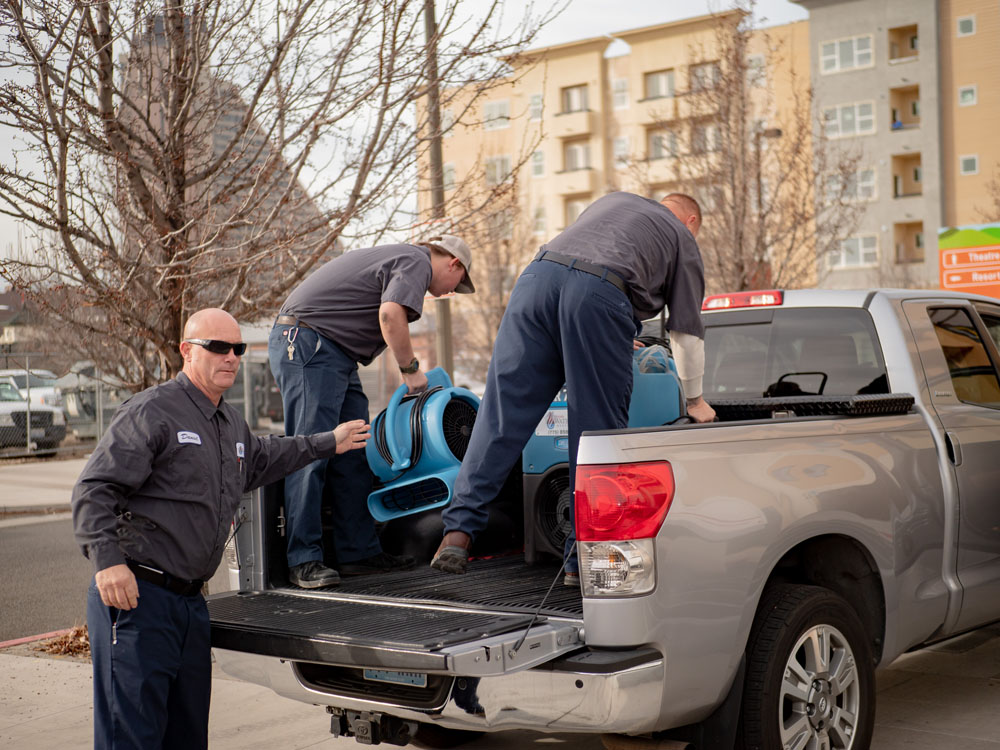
[208,289,1000,750]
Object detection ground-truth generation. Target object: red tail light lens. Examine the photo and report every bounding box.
[575,461,675,542]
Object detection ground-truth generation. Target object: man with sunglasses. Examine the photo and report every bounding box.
[72,307,371,750]
[269,235,475,588]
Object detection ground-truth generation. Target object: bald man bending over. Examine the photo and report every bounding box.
[73,308,369,750]
[433,191,715,584]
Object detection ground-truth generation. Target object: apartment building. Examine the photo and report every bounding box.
[795,0,999,295]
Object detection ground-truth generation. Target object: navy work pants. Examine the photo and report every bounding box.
[268,324,380,567]
[442,259,635,568]
[87,578,210,750]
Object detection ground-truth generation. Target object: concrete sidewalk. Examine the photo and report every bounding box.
[3,624,1000,749]
[0,458,88,513]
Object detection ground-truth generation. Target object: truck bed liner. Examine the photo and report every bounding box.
[317,555,582,619]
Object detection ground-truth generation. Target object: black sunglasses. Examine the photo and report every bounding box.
[184,338,247,356]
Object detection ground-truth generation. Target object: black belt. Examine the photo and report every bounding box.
[275,314,312,330]
[127,560,204,597]
[534,250,630,298]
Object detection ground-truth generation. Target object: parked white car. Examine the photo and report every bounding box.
[0,368,64,408]
[0,380,67,450]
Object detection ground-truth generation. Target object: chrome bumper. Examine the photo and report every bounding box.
[214,647,666,734]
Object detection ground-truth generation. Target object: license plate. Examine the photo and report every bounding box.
[30,428,45,439]
[534,408,568,437]
[362,668,428,688]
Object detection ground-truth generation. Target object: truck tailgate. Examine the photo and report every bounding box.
[209,557,584,675]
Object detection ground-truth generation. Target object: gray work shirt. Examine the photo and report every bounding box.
[72,372,338,581]
[280,244,432,365]
[542,191,706,337]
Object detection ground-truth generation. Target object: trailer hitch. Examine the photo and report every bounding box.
[328,706,417,746]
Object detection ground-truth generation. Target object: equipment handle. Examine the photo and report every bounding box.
[384,367,453,471]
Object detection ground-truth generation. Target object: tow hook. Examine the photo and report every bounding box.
[328,706,417,746]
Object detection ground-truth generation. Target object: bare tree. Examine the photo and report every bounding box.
[623,3,865,293]
[0,0,555,389]
[978,163,1000,223]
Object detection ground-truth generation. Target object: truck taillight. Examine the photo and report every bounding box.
[702,290,783,310]
[575,461,674,542]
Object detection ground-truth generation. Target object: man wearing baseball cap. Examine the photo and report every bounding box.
[269,235,475,588]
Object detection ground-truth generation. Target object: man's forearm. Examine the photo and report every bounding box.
[378,302,416,367]
[670,329,705,400]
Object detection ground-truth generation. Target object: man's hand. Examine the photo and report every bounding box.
[333,419,371,454]
[95,564,139,610]
[686,396,717,423]
[403,370,428,394]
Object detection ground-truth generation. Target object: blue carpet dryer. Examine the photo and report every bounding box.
[366,367,480,522]
[522,346,686,563]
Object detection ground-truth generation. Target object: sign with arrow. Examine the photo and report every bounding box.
[938,225,1000,300]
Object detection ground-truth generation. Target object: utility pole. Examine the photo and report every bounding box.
[423,0,453,379]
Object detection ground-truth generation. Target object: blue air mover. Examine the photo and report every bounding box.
[366,367,480,522]
[522,346,686,563]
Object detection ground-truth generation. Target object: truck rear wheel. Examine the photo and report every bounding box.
[739,584,875,750]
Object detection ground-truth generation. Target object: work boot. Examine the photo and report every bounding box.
[430,531,472,574]
[289,560,340,588]
[339,551,416,577]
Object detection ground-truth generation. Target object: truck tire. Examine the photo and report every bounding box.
[411,724,484,749]
[738,584,875,750]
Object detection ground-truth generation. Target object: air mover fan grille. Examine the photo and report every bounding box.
[442,399,477,460]
[539,471,572,551]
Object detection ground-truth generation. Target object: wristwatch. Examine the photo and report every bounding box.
[399,357,420,374]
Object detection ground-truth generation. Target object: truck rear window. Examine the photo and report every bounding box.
[703,308,889,398]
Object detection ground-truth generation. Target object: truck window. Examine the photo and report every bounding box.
[704,308,889,398]
[929,307,1000,408]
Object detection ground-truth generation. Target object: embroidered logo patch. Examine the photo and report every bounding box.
[236,442,245,458]
[177,431,202,445]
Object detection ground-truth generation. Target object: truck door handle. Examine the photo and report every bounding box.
[945,431,963,466]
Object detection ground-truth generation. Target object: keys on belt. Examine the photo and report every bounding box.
[534,250,630,298]
[127,560,204,597]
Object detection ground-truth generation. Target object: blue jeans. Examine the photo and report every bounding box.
[268,324,380,567]
[442,259,635,572]
[87,578,210,750]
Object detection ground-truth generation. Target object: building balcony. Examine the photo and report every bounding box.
[553,167,598,195]
[551,109,594,138]
[643,157,680,185]
[636,96,677,125]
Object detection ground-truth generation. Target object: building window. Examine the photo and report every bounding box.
[484,155,512,185]
[691,122,720,153]
[959,85,977,106]
[826,168,877,202]
[565,198,589,226]
[529,94,543,121]
[443,162,455,191]
[913,166,922,183]
[910,34,918,50]
[911,99,920,116]
[442,109,455,138]
[647,129,677,160]
[915,232,924,249]
[747,54,766,87]
[820,35,873,74]
[563,140,590,171]
[483,100,510,131]
[613,136,630,168]
[531,150,544,177]
[960,155,979,175]
[644,69,675,99]
[561,84,588,113]
[829,235,878,269]
[823,101,875,138]
[957,16,976,37]
[689,62,720,93]
[613,79,629,109]
[533,206,546,235]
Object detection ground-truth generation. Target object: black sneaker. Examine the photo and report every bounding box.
[339,551,417,577]
[289,560,340,588]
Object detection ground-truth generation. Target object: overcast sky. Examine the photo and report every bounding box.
[0,1,811,269]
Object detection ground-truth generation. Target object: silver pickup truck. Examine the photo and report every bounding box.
[208,289,1000,750]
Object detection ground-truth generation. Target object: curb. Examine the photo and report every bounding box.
[0,628,73,650]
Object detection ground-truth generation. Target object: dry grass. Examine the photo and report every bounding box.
[33,625,90,658]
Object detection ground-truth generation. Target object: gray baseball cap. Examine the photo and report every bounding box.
[426,235,475,293]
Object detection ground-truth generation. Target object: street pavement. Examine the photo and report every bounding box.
[2,457,999,749]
